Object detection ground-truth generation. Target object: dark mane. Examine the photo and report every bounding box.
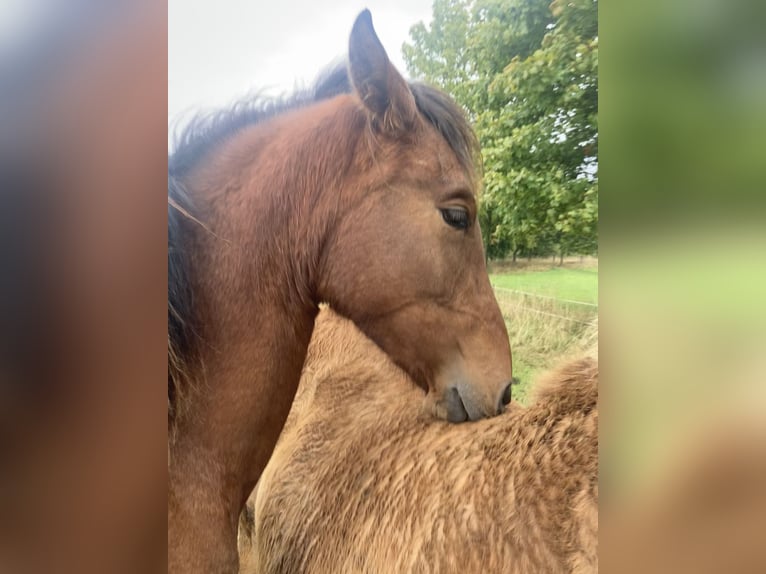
[409,82,479,179]
[169,63,351,177]
[168,63,477,179]
[167,63,479,430]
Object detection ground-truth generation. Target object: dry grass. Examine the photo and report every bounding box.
[495,287,598,404]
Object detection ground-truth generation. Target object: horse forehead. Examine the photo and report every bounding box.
[406,157,472,193]
[418,127,465,168]
[388,136,470,185]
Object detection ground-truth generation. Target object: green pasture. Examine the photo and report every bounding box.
[489,265,598,403]
[490,267,598,305]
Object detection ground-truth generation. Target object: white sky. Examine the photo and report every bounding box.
[169,0,434,128]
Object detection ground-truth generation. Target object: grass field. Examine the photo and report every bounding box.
[489,263,598,403]
[490,267,598,304]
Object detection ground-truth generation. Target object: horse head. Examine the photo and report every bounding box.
[317,11,512,421]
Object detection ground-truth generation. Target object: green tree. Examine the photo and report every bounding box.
[404,0,598,261]
[484,0,597,261]
[403,0,476,109]
[403,0,553,113]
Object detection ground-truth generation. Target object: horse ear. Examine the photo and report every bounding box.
[348,10,417,133]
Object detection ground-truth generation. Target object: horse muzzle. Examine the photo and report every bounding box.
[442,382,512,422]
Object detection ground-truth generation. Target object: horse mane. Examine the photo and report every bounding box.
[168,64,351,178]
[167,62,479,432]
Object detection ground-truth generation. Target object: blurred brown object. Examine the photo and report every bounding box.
[0,2,167,573]
[603,420,766,574]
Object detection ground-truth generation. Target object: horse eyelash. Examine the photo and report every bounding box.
[441,208,470,230]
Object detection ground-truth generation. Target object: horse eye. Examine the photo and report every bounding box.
[440,208,470,230]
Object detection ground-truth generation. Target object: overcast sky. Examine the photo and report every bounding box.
[169,0,434,129]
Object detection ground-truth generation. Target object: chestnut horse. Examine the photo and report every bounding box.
[168,11,512,573]
[241,309,598,573]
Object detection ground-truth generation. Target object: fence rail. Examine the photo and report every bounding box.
[511,305,595,325]
[492,286,598,308]
[492,286,598,326]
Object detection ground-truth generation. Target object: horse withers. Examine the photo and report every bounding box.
[168,10,512,573]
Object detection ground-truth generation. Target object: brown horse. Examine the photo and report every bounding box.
[241,308,597,574]
[168,11,512,573]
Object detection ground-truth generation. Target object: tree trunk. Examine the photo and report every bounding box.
[559,252,564,266]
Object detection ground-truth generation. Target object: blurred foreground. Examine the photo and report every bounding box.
[601,232,766,573]
[1,2,167,573]
[602,0,766,568]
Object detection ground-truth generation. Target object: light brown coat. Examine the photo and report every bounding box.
[242,309,598,573]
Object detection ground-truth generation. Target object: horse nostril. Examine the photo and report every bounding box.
[501,383,512,406]
[495,383,512,415]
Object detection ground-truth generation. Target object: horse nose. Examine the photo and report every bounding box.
[496,382,512,414]
[444,387,469,423]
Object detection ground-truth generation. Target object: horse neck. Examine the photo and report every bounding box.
[191,97,365,337]
[237,97,363,302]
[174,100,365,494]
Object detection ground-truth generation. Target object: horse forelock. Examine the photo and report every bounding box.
[410,82,480,182]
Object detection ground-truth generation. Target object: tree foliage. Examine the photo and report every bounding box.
[404,0,598,260]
